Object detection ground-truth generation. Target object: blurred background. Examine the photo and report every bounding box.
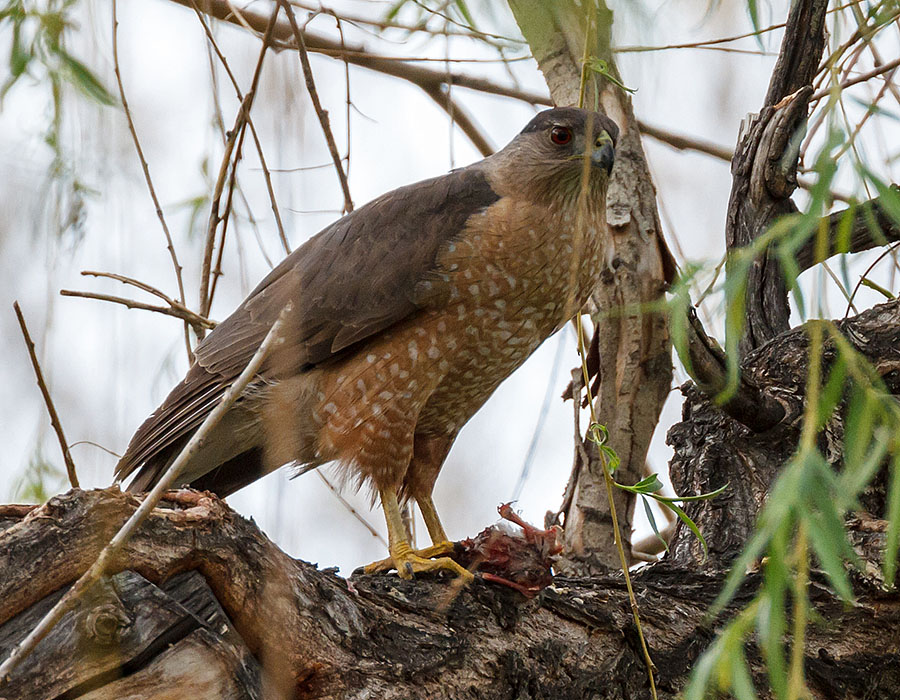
[2,0,897,573]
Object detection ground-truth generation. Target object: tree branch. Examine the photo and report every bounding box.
[112,0,192,360]
[726,0,829,357]
[682,188,900,432]
[278,0,353,213]
[2,488,898,697]
[794,190,900,271]
[12,302,79,489]
[60,289,216,329]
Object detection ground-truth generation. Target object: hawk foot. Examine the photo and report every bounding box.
[364,539,455,573]
[364,541,473,582]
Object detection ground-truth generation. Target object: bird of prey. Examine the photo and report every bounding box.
[116,107,617,581]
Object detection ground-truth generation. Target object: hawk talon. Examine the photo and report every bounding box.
[366,541,474,582]
[364,539,457,574]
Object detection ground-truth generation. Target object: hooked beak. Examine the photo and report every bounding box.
[591,141,615,175]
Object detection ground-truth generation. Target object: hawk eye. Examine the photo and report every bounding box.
[549,126,573,145]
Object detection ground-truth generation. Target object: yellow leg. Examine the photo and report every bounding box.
[413,493,455,558]
[364,487,472,582]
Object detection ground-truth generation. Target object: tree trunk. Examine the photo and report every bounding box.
[509,0,673,570]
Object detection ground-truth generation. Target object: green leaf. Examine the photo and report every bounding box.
[665,500,709,561]
[586,421,608,445]
[838,424,889,500]
[600,444,620,472]
[804,454,859,601]
[730,651,760,700]
[9,16,29,78]
[451,0,475,28]
[384,0,409,22]
[758,521,789,697]
[642,496,669,553]
[835,202,856,254]
[584,57,636,94]
[884,453,900,586]
[55,47,115,106]
[617,473,664,494]
[652,482,729,503]
[860,277,895,299]
[815,353,846,430]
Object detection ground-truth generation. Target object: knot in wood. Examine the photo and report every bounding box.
[83,603,130,646]
[750,86,812,202]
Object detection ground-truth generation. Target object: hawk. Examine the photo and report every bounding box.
[116,107,618,580]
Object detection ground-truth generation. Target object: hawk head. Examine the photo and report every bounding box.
[489,107,618,202]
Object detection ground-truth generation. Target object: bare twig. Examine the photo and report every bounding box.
[637,119,733,161]
[69,441,122,459]
[0,504,39,518]
[200,6,282,321]
[810,54,900,102]
[199,90,256,322]
[112,0,192,361]
[80,270,180,306]
[210,6,283,308]
[322,7,352,183]
[315,472,387,546]
[0,305,291,679]
[167,0,551,104]
[60,290,216,330]
[420,81,494,156]
[279,0,354,213]
[288,0,516,39]
[189,0,290,255]
[12,302,79,489]
[170,0,745,168]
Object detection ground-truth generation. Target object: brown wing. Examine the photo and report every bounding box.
[116,165,500,483]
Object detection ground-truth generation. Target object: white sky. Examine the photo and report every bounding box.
[2,0,898,574]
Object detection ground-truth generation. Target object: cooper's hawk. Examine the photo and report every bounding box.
[116,107,617,580]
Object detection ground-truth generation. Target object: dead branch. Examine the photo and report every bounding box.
[189,0,291,255]
[278,0,354,214]
[12,302,79,489]
[199,90,256,322]
[80,270,181,305]
[208,9,282,310]
[810,54,900,102]
[636,119,733,161]
[59,290,215,330]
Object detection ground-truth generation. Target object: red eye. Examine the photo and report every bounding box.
[550,126,572,145]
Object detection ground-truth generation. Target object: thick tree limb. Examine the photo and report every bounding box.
[726,0,829,356]
[794,190,900,271]
[0,310,288,679]
[671,298,900,566]
[1,487,899,698]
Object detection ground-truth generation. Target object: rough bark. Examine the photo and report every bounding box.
[1,469,899,699]
[509,0,673,570]
[670,299,900,568]
[726,0,829,357]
